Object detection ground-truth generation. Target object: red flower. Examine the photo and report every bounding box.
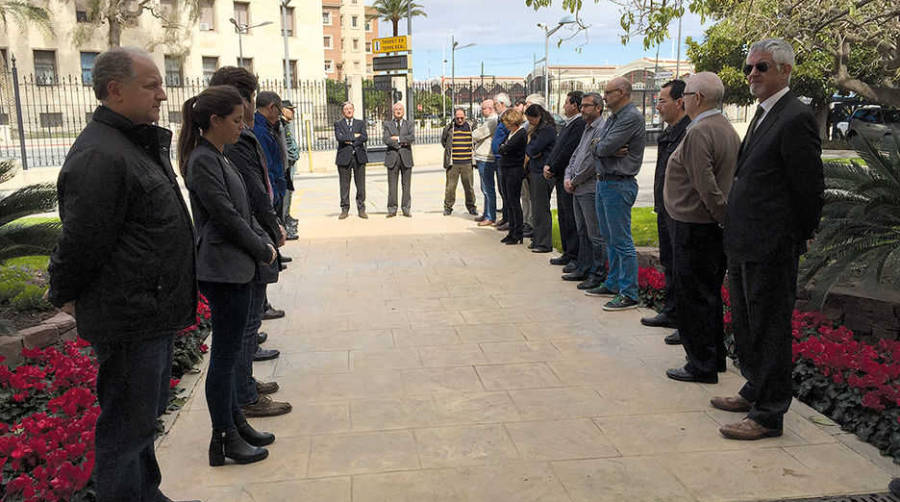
[169,378,180,389]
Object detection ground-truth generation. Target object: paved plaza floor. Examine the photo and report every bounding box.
[157,167,898,501]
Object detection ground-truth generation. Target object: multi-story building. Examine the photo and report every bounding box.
[322,0,378,80]
[0,0,327,85]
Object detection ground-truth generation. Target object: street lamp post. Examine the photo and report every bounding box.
[281,0,293,102]
[450,35,475,111]
[229,18,274,68]
[537,15,575,110]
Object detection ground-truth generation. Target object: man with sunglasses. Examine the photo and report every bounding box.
[714,38,824,440]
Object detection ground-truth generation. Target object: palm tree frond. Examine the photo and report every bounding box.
[0,222,62,261]
[0,183,58,227]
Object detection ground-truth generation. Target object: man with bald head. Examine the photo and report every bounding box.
[383,101,415,217]
[48,47,197,502]
[663,71,740,385]
[585,77,645,311]
[472,99,499,225]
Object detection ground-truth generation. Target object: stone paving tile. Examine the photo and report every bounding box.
[307,430,420,477]
[350,396,440,431]
[456,323,525,343]
[418,344,488,367]
[432,390,521,425]
[505,419,620,461]
[508,387,607,420]
[552,457,697,502]
[414,424,520,468]
[479,340,564,364]
[350,347,422,371]
[393,326,461,347]
[249,400,351,437]
[402,366,485,394]
[475,362,562,390]
[593,411,754,455]
[783,443,893,494]
[272,350,349,375]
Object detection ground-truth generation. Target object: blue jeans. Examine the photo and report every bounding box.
[93,334,173,502]
[477,160,497,222]
[236,282,266,407]
[595,178,639,301]
[200,280,253,431]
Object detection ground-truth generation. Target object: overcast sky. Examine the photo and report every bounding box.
[377,0,709,81]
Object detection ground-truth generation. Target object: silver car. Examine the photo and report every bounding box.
[846,106,899,149]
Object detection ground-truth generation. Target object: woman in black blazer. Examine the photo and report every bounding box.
[524,104,557,253]
[178,86,277,467]
[498,108,528,244]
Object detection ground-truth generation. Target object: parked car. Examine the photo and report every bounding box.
[846,105,899,148]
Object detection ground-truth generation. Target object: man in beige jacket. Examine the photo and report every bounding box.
[663,71,741,384]
[472,99,499,225]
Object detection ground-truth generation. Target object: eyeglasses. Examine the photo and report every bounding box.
[743,62,771,75]
[581,102,598,108]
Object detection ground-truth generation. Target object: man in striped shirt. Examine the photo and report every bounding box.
[441,108,477,216]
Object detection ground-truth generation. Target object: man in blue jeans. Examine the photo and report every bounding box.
[472,99,498,225]
[586,77,646,311]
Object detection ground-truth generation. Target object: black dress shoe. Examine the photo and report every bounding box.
[550,256,571,266]
[527,242,535,249]
[257,331,268,345]
[504,237,523,245]
[562,262,579,273]
[279,263,287,271]
[280,256,292,263]
[443,209,452,216]
[500,236,513,244]
[523,230,534,238]
[402,211,412,217]
[641,312,678,329]
[562,272,587,281]
[263,307,285,320]
[666,366,717,384]
[664,330,681,345]
[496,222,509,231]
[531,247,552,253]
[358,210,368,219]
[468,208,478,216]
[577,277,604,290]
[474,215,486,222]
[496,218,507,227]
[254,348,280,361]
[386,212,397,218]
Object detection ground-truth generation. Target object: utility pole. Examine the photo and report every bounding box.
[675,0,683,78]
[281,0,292,102]
[407,0,413,122]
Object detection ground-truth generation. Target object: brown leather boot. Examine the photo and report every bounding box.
[241,395,292,417]
[255,380,279,395]
[719,418,782,440]
[710,395,752,412]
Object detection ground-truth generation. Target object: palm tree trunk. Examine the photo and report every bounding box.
[392,18,399,36]
[108,18,122,47]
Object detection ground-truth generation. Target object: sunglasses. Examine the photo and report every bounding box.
[743,62,771,75]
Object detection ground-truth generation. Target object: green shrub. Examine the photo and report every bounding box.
[10,283,51,311]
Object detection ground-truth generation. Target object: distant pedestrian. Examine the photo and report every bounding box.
[279,100,300,239]
[441,108,477,216]
[383,102,414,217]
[334,102,368,219]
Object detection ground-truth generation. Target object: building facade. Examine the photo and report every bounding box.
[322,0,378,80]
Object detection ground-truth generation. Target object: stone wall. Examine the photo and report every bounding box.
[0,312,76,367]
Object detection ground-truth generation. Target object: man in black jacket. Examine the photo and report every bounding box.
[48,47,196,502]
[544,91,586,269]
[641,80,690,342]
[715,38,824,440]
[334,102,369,219]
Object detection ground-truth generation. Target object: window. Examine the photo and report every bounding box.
[164,55,183,87]
[284,59,298,88]
[365,20,372,32]
[160,0,175,15]
[168,111,183,124]
[352,38,359,51]
[281,6,294,36]
[80,52,98,86]
[351,15,358,27]
[238,57,253,73]
[75,0,92,22]
[199,0,215,30]
[325,60,334,73]
[366,63,372,73]
[0,48,7,70]
[323,35,333,49]
[40,112,64,127]
[365,41,371,53]
[322,11,331,25]
[33,50,57,85]
[232,2,249,28]
[202,56,218,84]
[353,60,360,70]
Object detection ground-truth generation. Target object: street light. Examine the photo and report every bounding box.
[280,0,292,101]
[229,18,273,68]
[450,35,475,111]
[537,15,575,109]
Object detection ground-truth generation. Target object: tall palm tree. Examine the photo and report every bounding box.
[800,136,900,306]
[0,159,61,262]
[369,0,426,37]
[0,0,52,34]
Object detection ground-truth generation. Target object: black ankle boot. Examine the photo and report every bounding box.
[236,419,275,447]
[209,427,269,466]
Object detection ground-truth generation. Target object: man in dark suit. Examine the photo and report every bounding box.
[715,38,825,440]
[334,101,368,219]
[383,102,414,217]
[545,91,586,271]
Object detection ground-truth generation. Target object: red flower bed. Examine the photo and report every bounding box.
[0,296,211,501]
[638,266,900,462]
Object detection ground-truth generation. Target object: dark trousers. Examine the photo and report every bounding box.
[236,282,266,407]
[528,171,553,250]
[555,177,579,261]
[386,165,412,214]
[730,243,800,431]
[672,220,726,376]
[495,164,506,219]
[200,280,253,431]
[93,334,173,502]
[657,208,678,319]
[573,191,607,278]
[338,156,366,211]
[502,167,524,240]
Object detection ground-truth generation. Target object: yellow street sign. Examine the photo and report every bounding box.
[372,36,409,54]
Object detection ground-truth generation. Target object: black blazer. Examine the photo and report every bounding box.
[547,116,586,177]
[383,118,415,169]
[186,140,272,284]
[724,91,824,262]
[525,125,557,174]
[498,128,527,172]
[334,118,368,166]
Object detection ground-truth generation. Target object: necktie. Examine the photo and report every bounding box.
[744,106,765,146]
[396,120,400,129]
[347,119,352,128]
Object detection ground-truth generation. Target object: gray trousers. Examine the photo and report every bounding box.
[387,166,412,214]
[521,177,532,227]
[338,157,366,211]
[573,191,607,277]
[444,163,476,212]
[282,189,293,221]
